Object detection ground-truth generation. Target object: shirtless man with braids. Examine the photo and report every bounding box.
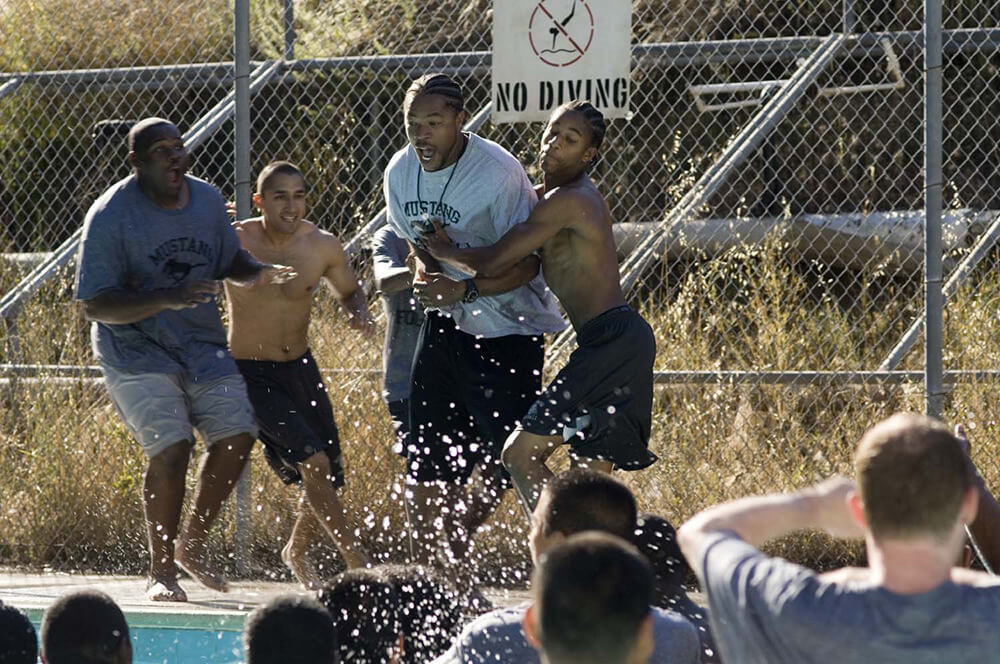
[422,100,658,515]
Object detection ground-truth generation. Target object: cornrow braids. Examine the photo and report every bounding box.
[404,73,465,116]
[559,100,607,151]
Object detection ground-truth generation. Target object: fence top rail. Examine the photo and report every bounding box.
[653,371,1000,385]
[3,29,997,86]
[6,365,1000,386]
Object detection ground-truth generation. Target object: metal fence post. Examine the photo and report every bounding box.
[924,0,944,418]
[283,0,295,61]
[233,0,252,577]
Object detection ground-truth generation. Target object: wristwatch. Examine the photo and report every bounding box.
[462,278,479,303]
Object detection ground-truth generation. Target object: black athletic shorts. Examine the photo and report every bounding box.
[236,350,345,488]
[520,305,658,471]
[407,311,544,484]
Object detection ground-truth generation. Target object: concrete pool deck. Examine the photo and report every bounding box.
[0,570,533,627]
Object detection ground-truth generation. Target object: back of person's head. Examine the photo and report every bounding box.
[256,160,305,195]
[528,532,654,664]
[855,412,975,540]
[0,601,38,664]
[318,569,400,664]
[40,590,130,664]
[244,594,336,664]
[403,73,465,116]
[378,564,463,663]
[633,512,690,605]
[539,468,637,540]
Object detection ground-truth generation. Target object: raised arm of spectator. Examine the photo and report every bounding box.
[678,478,864,564]
[957,425,1000,572]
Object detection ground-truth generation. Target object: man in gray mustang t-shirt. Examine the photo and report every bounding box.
[74,118,294,602]
[383,73,565,575]
[678,412,1000,664]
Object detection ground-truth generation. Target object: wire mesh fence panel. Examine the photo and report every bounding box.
[2,0,999,578]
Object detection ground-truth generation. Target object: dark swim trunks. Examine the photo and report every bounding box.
[236,350,344,488]
[520,305,658,470]
[407,311,544,485]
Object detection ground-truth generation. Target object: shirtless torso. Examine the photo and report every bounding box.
[227,218,366,360]
[530,176,625,330]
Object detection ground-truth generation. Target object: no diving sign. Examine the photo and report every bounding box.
[493,0,631,124]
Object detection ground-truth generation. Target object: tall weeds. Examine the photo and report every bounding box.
[4,239,999,579]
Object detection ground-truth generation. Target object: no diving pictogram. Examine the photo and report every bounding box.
[528,0,595,68]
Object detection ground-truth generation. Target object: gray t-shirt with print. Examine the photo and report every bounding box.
[383,132,565,339]
[74,174,242,381]
[694,530,1000,664]
[371,225,424,403]
[430,603,700,664]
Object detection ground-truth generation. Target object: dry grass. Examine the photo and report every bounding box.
[5,237,1000,582]
[0,0,233,72]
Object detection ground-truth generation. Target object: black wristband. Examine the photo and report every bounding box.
[462,278,479,303]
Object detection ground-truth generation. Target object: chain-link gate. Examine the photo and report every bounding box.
[1,0,998,581]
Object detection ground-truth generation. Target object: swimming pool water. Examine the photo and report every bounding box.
[29,611,246,664]
[131,625,243,664]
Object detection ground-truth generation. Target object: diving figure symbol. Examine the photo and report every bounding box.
[548,0,577,52]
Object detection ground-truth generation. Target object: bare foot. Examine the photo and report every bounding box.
[281,541,323,590]
[176,540,229,592]
[147,574,188,602]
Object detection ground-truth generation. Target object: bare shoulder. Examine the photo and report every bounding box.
[301,221,343,246]
[232,217,266,247]
[537,180,609,230]
[299,221,347,259]
[538,185,592,213]
[951,567,1000,588]
[232,217,265,234]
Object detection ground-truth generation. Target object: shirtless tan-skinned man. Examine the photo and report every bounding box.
[227,161,373,587]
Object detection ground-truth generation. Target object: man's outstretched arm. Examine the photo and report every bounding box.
[82,282,220,324]
[225,248,297,287]
[421,194,570,277]
[413,255,541,308]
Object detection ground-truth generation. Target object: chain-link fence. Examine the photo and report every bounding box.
[1,0,998,580]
